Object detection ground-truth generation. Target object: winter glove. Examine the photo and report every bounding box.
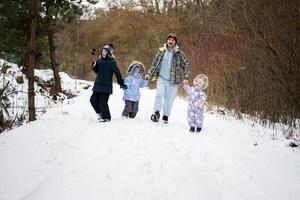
[145,74,150,80]
[120,84,128,90]
[91,61,96,72]
[182,79,189,85]
[92,61,95,67]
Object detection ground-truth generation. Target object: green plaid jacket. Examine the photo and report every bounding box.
[147,46,190,85]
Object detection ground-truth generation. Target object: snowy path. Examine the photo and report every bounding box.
[1,86,300,200]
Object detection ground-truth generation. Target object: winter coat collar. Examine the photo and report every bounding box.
[159,44,180,53]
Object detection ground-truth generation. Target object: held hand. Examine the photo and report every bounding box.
[182,80,189,85]
[145,74,150,80]
[120,84,128,90]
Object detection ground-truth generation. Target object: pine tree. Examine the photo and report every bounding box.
[0,0,31,67]
[38,0,97,96]
[40,0,80,95]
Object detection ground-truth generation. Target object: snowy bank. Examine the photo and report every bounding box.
[0,59,92,132]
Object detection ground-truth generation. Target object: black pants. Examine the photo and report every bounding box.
[122,100,139,118]
[90,92,111,120]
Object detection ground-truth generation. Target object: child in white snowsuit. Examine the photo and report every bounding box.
[183,74,208,132]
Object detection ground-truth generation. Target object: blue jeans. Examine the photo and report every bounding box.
[154,77,178,117]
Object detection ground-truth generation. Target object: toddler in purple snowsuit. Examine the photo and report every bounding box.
[183,74,208,133]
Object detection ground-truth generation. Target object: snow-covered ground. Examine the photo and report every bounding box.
[1,68,300,200]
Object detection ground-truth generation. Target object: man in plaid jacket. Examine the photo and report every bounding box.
[145,33,190,123]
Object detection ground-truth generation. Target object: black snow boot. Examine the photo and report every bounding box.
[151,111,160,122]
[196,127,202,133]
[98,118,111,122]
[162,115,168,124]
[189,127,195,132]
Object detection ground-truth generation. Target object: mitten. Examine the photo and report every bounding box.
[120,84,128,90]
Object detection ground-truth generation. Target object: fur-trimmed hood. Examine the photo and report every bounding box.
[193,74,209,90]
[127,61,146,76]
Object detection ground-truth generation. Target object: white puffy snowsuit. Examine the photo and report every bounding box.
[183,74,208,128]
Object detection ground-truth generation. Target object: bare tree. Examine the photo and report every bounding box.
[154,0,161,14]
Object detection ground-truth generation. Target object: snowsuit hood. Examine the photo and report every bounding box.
[193,74,208,90]
[127,61,146,77]
[123,61,148,102]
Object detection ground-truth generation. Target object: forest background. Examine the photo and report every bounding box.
[1,0,299,131]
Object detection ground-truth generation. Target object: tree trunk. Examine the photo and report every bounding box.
[27,0,37,121]
[154,0,160,14]
[174,0,178,11]
[162,0,167,13]
[48,28,62,95]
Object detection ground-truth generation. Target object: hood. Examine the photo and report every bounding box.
[193,74,209,90]
[127,61,146,77]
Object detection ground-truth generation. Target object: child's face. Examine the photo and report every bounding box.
[134,68,139,75]
[195,79,204,89]
[101,49,108,58]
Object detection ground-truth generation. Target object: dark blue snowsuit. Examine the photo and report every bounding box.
[90,57,125,120]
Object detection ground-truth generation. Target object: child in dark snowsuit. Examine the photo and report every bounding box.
[183,74,208,132]
[90,44,127,122]
[122,61,148,118]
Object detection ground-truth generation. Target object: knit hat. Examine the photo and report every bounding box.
[166,33,177,44]
[102,43,114,55]
[193,74,209,90]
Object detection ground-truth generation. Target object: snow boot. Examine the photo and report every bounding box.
[98,118,110,122]
[151,111,160,122]
[189,127,195,132]
[196,127,202,133]
[98,115,110,122]
[162,115,168,124]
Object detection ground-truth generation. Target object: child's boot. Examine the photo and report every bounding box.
[129,112,137,119]
[98,118,111,122]
[189,127,195,132]
[196,127,202,133]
